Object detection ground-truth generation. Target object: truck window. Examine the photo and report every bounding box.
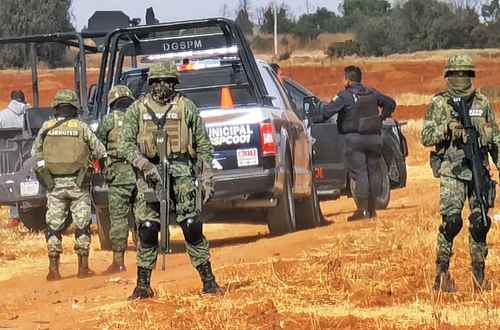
[259,64,291,110]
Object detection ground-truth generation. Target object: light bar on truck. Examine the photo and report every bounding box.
[145,45,238,62]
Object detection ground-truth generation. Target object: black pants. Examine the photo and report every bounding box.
[344,133,383,201]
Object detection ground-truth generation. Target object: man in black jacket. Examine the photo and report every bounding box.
[316,66,396,221]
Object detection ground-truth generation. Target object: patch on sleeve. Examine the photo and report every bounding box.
[469,107,484,117]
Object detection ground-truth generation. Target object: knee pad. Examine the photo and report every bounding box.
[469,212,491,243]
[45,229,62,241]
[180,218,204,245]
[138,221,160,248]
[439,214,463,242]
[75,226,91,239]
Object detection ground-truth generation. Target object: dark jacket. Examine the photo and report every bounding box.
[319,82,396,125]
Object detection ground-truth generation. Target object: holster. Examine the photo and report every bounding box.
[35,166,55,192]
[430,151,443,178]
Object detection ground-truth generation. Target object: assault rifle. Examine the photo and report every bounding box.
[156,130,171,271]
[452,97,490,227]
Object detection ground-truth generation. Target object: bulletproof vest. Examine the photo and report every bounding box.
[137,94,194,160]
[107,111,126,159]
[338,90,381,134]
[42,119,89,175]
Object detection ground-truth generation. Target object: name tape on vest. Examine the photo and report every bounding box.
[47,130,80,137]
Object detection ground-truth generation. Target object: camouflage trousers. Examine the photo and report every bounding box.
[46,177,91,257]
[437,175,490,267]
[108,183,136,252]
[135,173,209,270]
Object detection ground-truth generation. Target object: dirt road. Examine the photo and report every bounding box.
[0,165,498,329]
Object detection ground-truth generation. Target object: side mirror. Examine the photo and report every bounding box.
[303,95,320,117]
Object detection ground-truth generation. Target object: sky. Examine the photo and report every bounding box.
[70,0,343,31]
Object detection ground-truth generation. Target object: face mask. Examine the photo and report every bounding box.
[447,76,474,97]
[150,80,176,104]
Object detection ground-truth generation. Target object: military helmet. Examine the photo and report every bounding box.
[445,54,475,77]
[52,89,80,109]
[148,61,179,83]
[108,85,135,105]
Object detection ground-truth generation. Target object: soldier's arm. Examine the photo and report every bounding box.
[118,102,145,167]
[484,102,500,169]
[421,98,448,147]
[31,122,49,164]
[82,123,107,160]
[96,114,113,146]
[186,99,213,165]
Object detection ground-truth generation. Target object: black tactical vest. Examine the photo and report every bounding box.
[338,90,381,135]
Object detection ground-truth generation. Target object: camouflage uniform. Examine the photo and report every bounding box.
[421,55,500,291]
[32,90,106,280]
[118,62,221,299]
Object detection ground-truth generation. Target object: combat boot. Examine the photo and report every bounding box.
[433,262,456,293]
[128,267,154,300]
[347,199,371,222]
[46,255,61,281]
[77,254,95,278]
[368,195,377,218]
[103,251,127,274]
[472,262,491,292]
[196,261,224,295]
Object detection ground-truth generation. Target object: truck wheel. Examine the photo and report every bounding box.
[349,158,390,210]
[382,133,407,189]
[19,206,47,232]
[295,177,322,229]
[96,206,112,251]
[267,164,296,235]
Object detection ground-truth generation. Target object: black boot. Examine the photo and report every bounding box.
[472,262,490,291]
[347,199,371,222]
[77,254,95,278]
[103,251,126,274]
[433,262,456,293]
[128,267,154,300]
[46,255,61,281]
[196,261,224,295]
[368,195,377,218]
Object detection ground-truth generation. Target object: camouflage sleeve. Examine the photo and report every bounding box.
[118,101,144,166]
[81,123,107,160]
[485,102,500,169]
[31,121,49,164]
[421,97,448,147]
[185,99,213,165]
[96,114,113,146]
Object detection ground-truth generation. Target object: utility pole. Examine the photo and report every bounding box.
[306,0,310,14]
[273,1,278,57]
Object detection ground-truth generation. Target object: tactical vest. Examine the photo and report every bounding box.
[137,95,194,160]
[107,111,126,159]
[42,119,89,175]
[338,91,381,135]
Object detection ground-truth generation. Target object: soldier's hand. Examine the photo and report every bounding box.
[448,121,463,141]
[143,161,161,186]
[201,164,215,204]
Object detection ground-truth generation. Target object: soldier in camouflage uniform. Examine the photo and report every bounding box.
[96,85,136,274]
[32,90,107,281]
[118,61,222,299]
[421,55,500,292]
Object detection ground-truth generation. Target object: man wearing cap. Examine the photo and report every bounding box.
[97,85,137,274]
[421,54,500,292]
[119,62,222,299]
[32,89,106,281]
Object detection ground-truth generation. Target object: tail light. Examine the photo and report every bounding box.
[314,167,325,179]
[260,122,277,156]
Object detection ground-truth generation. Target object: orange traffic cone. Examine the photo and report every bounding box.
[220,87,234,109]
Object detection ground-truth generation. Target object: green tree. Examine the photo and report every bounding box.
[293,7,339,41]
[259,4,294,34]
[0,0,74,68]
[235,0,254,36]
[340,0,391,30]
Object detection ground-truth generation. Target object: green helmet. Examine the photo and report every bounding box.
[148,61,179,83]
[108,85,135,105]
[52,89,80,109]
[445,54,475,77]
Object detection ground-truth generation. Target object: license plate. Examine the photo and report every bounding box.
[237,148,258,167]
[20,181,40,197]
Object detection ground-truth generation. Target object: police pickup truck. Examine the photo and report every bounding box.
[90,18,323,237]
[284,78,408,207]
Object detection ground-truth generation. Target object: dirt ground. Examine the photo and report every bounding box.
[1,55,500,329]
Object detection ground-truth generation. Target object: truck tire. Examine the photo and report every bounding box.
[295,176,322,229]
[96,206,112,251]
[349,158,390,210]
[382,133,407,189]
[19,206,47,232]
[267,162,296,235]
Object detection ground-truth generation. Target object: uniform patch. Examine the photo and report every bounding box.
[66,120,80,128]
[143,113,152,121]
[47,129,79,137]
[118,120,123,127]
[469,108,484,116]
[166,112,179,120]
